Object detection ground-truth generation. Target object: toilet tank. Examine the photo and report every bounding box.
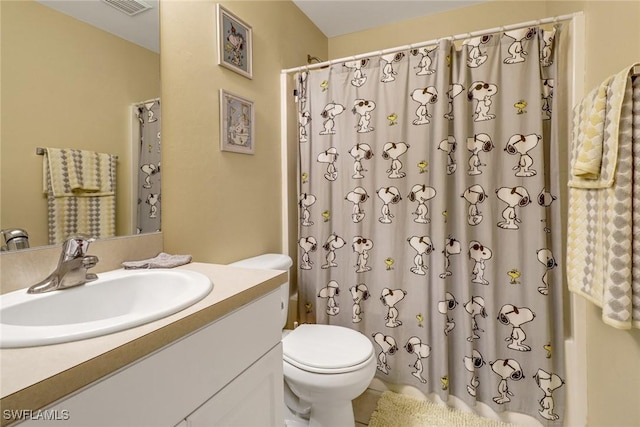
[228,254,293,329]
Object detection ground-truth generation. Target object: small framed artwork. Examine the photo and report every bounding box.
[216,3,253,79]
[219,89,255,154]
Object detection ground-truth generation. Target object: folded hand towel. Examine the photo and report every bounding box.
[122,253,192,269]
[43,148,116,197]
[568,64,637,189]
[570,78,610,179]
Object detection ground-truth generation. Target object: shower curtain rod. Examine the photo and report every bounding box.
[281,12,581,74]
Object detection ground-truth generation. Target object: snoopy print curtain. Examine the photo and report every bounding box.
[136,99,162,234]
[296,25,566,424]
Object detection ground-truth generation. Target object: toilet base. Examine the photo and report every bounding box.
[284,401,355,427]
[284,382,356,427]
[308,401,355,427]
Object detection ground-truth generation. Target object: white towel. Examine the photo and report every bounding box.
[122,253,193,269]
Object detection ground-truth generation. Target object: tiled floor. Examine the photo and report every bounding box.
[353,388,382,426]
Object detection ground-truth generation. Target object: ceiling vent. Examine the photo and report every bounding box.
[101,0,152,16]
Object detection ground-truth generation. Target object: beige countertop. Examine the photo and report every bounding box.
[0,263,286,425]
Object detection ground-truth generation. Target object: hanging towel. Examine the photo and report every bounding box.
[569,76,612,181]
[43,148,115,196]
[567,63,640,329]
[42,148,117,245]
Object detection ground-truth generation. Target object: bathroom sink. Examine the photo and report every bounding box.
[0,269,213,348]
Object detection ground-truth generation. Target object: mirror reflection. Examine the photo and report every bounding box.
[0,0,161,248]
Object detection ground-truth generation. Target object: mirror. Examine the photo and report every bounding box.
[0,0,160,248]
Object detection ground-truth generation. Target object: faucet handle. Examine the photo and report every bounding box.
[62,234,96,258]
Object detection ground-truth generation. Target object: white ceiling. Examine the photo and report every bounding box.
[36,0,485,53]
[292,0,486,37]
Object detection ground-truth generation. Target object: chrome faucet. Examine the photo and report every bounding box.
[27,235,99,294]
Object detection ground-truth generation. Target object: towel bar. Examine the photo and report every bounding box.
[36,147,118,160]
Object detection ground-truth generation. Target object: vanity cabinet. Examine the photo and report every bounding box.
[21,289,284,427]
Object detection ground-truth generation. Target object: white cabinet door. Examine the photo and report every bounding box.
[187,344,284,427]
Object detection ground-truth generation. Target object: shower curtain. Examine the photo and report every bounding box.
[296,25,565,424]
[135,99,162,234]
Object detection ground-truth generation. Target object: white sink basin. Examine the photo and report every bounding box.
[0,269,213,348]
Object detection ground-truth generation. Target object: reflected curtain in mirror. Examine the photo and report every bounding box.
[135,99,162,234]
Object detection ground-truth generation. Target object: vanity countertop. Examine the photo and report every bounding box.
[0,263,286,422]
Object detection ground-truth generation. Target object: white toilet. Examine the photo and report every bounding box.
[229,254,376,427]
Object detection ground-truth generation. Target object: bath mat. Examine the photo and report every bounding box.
[368,391,516,427]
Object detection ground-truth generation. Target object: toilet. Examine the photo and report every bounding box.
[229,254,376,427]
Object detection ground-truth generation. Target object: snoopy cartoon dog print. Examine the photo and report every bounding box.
[349,143,373,179]
[317,280,340,316]
[352,236,373,273]
[411,87,438,125]
[468,81,498,121]
[534,368,564,421]
[498,304,536,351]
[345,187,369,223]
[317,147,339,181]
[438,136,458,175]
[405,337,430,383]
[299,193,316,226]
[407,236,434,276]
[377,186,402,224]
[437,292,458,335]
[380,287,406,327]
[298,236,317,270]
[343,59,369,87]
[382,142,409,178]
[410,46,437,76]
[321,233,346,269]
[505,133,541,177]
[349,284,370,323]
[496,186,531,229]
[490,358,525,404]
[372,332,398,374]
[408,184,436,224]
[352,99,376,133]
[380,52,404,82]
[319,102,345,135]
[463,349,486,396]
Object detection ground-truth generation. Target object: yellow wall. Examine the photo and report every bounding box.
[0,1,160,246]
[162,0,639,425]
[160,0,326,263]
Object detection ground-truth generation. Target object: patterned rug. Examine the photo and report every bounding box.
[368,391,516,427]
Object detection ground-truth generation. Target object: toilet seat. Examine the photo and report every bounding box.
[282,324,374,374]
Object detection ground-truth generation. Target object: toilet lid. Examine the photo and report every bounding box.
[282,324,373,374]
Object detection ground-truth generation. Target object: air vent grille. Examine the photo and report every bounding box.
[102,0,152,16]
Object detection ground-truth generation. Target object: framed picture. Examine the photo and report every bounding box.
[216,3,253,79]
[219,89,255,154]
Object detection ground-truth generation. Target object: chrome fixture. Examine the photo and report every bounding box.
[1,228,30,251]
[27,235,99,294]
